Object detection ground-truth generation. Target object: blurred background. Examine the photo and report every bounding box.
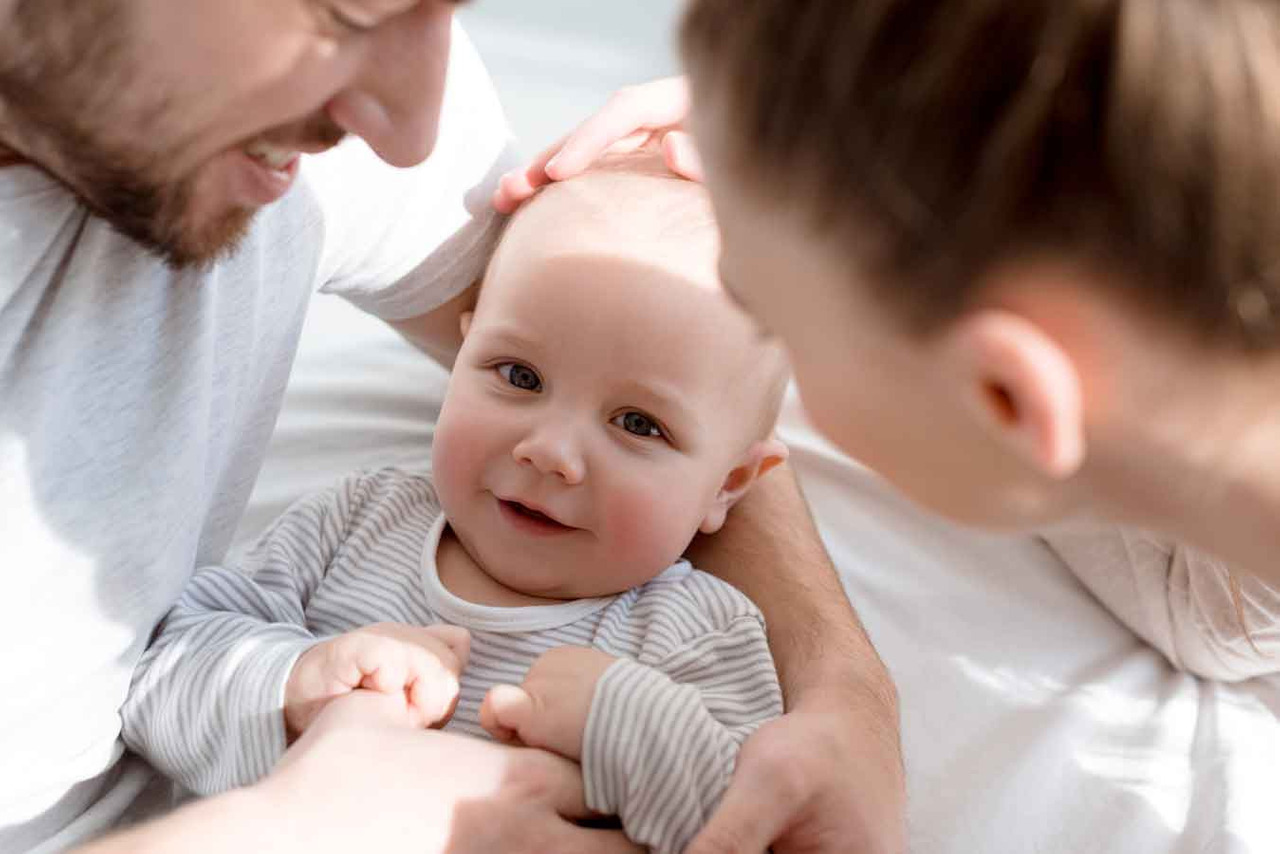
[459,1,684,152]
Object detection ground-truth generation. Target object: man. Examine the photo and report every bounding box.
[0,2,903,852]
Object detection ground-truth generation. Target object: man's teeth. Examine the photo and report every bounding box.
[244,140,297,170]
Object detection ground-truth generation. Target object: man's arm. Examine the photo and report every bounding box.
[684,465,907,853]
[687,465,891,706]
[386,280,479,368]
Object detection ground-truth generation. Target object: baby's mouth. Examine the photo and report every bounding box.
[499,499,574,531]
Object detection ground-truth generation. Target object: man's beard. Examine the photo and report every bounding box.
[0,1,342,270]
[78,155,255,270]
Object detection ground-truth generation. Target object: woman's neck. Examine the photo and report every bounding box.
[1084,351,1280,587]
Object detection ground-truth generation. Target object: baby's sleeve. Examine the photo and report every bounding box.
[120,473,372,793]
[583,578,784,854]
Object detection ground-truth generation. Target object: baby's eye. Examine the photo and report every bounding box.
[613,411,663,439]
[497,362,542,392]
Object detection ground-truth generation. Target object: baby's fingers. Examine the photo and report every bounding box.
[420,624,471,672]
[406,651,462,727]
[480,684,534,745]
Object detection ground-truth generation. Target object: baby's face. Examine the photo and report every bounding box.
[432,192,776,599]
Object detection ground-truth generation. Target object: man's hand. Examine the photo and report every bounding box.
[492,76,701,213]
[685,467,909,853]
[283,622,470,740]
[689,688,907,854]
[479,646,617,761]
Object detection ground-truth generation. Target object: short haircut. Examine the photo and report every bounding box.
[682,0,1280,351]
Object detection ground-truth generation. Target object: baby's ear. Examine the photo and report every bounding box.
[699,438,789,534]
[459,311,474,338]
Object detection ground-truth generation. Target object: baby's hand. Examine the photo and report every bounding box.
[284,623,470,741]
[479,646,617,761]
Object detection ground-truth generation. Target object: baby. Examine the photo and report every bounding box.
[121,153,790,854]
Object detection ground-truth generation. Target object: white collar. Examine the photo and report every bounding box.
[419,514,621,633]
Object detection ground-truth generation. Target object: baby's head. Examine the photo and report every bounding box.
[432,153,789,599]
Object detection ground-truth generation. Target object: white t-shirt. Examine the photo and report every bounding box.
[0,24,515,853]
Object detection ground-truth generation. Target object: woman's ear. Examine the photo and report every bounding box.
[459,310,474,339]
[943,310,1085,479]
[699,438,789,534]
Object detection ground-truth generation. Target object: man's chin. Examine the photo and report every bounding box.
[157,206,257,270]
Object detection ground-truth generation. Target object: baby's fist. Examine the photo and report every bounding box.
[479,645,616,761]
[285,623,469,740]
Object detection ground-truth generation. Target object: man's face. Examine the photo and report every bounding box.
[431,202,771,599]
[0,0,457,267]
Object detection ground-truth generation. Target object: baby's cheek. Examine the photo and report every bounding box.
[601,482,699,575]
[431,409,487,507]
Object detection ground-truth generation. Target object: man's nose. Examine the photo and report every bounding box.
[512,424,586,486]
[327,3,454,168]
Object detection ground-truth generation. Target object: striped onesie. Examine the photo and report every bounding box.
[121,467,783,854]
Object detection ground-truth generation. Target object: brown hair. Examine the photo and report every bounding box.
[681,0,1280,350]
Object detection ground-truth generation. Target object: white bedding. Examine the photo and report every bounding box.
[237,293,1279,854]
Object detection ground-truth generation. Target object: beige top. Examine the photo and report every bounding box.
[1044,526,1280,682]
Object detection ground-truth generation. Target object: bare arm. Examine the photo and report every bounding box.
[686,464,895,710]
[386,281,479,368]
[684,465,907,853]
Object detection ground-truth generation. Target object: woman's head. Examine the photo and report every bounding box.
[682,0,1280,528]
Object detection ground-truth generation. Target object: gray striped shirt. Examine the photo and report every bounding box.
[121,467,783,853]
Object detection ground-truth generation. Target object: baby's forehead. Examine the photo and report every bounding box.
[507,165,717,255]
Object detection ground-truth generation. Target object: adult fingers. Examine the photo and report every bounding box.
[505,748,596,818]
[684,759,798,854]
[662,130,705,182]
[492,134,568,214]
[542,77,691,180]
[491,76,692,214]
[546,825,646,854]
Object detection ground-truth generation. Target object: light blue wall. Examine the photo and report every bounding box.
[459,2,685,153]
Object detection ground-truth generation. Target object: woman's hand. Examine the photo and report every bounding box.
[493,76,702,214]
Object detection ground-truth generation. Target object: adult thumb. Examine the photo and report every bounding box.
[685,772,788,854]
